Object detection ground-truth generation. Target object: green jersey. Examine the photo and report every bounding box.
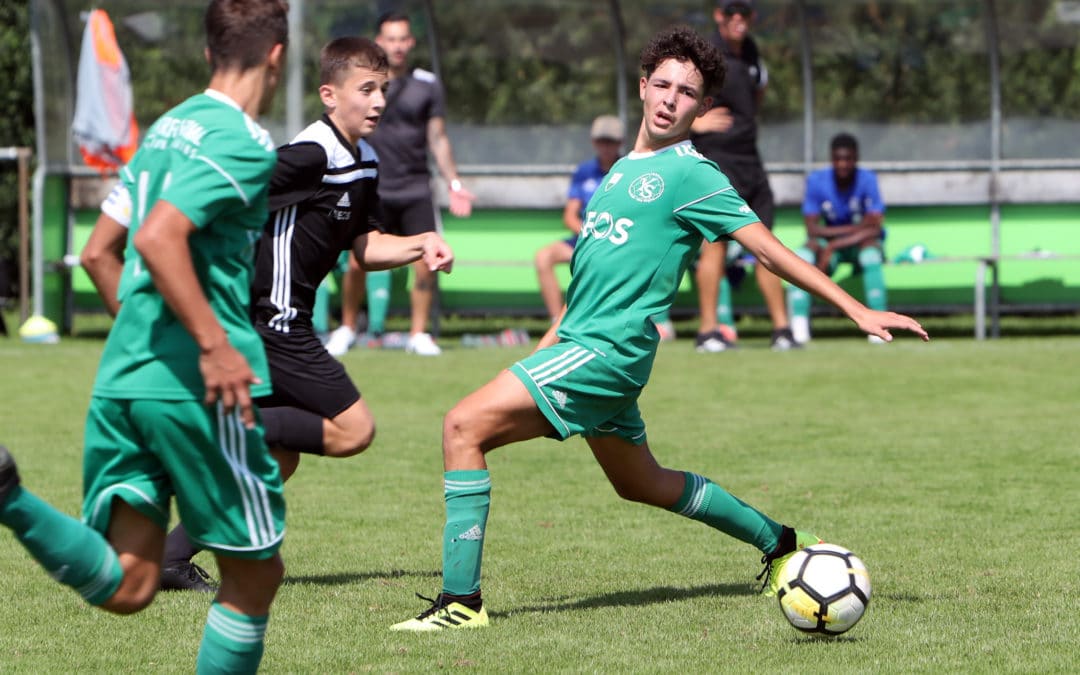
[93,90,277,400]
[559,140,758,385]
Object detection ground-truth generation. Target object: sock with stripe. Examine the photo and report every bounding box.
[365,270,391,335]
[667,472,783,554]
[196,602,268,675]
[441,470,491,600]
[0,486,123,605]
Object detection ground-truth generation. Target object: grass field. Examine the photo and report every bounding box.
[0,331,1078,672]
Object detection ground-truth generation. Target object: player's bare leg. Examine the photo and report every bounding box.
[534,241,574,322]
[695,240,731,352]
[405,260,441,355]
[392,371,553,631]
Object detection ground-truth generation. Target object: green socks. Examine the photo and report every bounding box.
[196,602,268,675]
[441,470,491,596]
[717,275,735,329]
[365,270,391,335]
[858,247,887,311]
[0,486,123,605]
[668,472,782,554]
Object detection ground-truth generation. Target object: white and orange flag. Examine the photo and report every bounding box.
[72,9,139,171]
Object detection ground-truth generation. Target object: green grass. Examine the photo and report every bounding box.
[1,332,1078,672]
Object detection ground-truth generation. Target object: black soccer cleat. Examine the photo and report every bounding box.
[770,328,803,352]
[159,562,218,593]
[0,445,21,506]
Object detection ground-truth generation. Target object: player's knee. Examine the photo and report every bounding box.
[442,406,474,457]
[325,420,375,457]
[102,564,160,614]
[858,247,883,267]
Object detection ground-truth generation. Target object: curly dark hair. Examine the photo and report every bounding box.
[639,25,724,95]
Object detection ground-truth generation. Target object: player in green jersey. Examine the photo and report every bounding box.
[391,25,928,631]
[0,1,289,671]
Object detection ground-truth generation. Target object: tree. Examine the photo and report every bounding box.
[0,0,34,299]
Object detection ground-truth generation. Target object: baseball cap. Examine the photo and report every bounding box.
[590,115,624,141]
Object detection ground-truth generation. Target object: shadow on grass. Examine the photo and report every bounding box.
[283,568,441,586]
[490,582,752,619]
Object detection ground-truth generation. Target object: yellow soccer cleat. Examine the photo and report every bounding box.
[758,528,823,597]
[390,593,489,632]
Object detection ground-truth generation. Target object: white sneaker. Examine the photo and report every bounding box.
[406,332,442,356]
[867,334,887,345]
[324,326,356,357]
[790,316,811,345]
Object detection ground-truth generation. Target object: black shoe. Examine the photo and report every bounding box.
[160,562,217,592]
[695,330,732,353]
[0,445,21,505]
[770,328,802,352]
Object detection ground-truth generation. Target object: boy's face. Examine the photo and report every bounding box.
[321,65,389,143]
[831,146,857,181]
[639,57,708,146]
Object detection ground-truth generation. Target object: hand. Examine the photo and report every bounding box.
[852,308,930,343]
[421,233,454,273]
[199,340,262,429]
[815,244,833,272]
[448,183,475,217]
[696,107,734,133]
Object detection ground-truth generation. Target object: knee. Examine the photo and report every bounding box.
[442,406,477,459]
[858,246,883,267]
[325,420,375,458]
[102,561,160,615]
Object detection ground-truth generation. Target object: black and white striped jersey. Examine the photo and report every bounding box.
[252,114,381,334]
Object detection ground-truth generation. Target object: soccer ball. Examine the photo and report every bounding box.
[776,543,871,636]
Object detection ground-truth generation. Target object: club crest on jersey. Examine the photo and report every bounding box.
[628,173,664,203]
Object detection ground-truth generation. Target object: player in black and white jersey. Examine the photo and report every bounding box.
[151,37,452,589]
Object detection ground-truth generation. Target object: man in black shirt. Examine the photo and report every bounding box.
[326,11,474,357]
[692,0,799,352]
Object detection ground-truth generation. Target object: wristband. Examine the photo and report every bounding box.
[450,178,462,193]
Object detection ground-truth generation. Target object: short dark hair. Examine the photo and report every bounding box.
[639,26,724,95]
[320,36,388,85]
[831,133,859,154]
[375,11,411,34]
[205,0,289,72]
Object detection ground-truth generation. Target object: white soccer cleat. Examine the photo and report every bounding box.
[406,332,442,356]
[324,325,356,357]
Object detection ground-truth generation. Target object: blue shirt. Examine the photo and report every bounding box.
[567,156,609,220]
[803,167,885,226]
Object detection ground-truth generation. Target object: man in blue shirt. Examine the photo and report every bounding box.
[788,133,887,344]
[534,115,624,323]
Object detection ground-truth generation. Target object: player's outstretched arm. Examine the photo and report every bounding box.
[133,201,261,427]
[352,230,454,273]
[733,222,929,343]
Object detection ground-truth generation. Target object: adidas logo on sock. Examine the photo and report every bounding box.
[459,524,484,541]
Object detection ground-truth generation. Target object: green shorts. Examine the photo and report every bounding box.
[82,397,286,560]
[510,341,647,445]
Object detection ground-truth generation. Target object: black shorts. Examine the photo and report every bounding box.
[713,155,775,229]
[255,326,360,420]
[379,195,440,237]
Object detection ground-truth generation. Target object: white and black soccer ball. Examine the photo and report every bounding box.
[776,543,871,636]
